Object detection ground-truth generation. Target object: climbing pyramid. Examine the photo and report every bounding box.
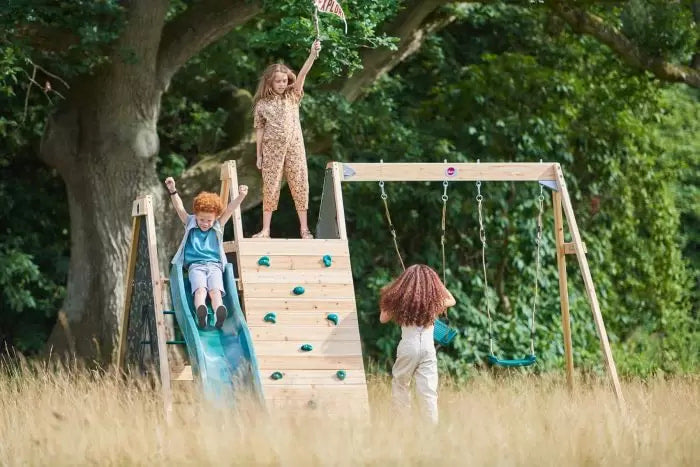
[234,238,369,415]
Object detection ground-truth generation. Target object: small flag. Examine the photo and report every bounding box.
[314,0,347,33]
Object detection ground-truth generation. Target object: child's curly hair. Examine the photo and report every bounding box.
[193,192,223,216]
[380,264,450,327]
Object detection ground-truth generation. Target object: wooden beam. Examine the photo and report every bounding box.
[335,162,557,182]
[220,160,244,241]
[552,191,575,393]
[330,162,348,239]
[116,215,141,371]
[143,195,174,417]
[555,165,624,403]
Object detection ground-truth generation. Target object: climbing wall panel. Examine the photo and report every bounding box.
[236,239,369,417]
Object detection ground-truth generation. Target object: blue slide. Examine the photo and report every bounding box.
[169,263,264,405]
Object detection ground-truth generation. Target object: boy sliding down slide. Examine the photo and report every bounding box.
[165,177,248,329]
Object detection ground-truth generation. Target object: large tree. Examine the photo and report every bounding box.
[2,0,697,360]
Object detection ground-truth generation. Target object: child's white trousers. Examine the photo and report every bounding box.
[392,325,438,424]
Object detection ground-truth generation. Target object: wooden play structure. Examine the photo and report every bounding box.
[117,160,624,419]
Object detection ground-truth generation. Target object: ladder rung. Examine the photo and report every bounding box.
[140,340,186,345]
[163,310,175,315]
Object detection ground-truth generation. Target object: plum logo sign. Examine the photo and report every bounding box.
[445,166,457,177]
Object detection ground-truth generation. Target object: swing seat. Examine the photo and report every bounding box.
[433,319,458,346]
[487,354,537,367]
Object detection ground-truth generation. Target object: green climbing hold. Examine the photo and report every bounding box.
[326,313,339,325]
[293,286,305,295]
[336,370,346,381]
[258,256,270,267]
[300,344,313,352]
[322,254,332,267]
[264,312,277,323]
[270,371,283,380]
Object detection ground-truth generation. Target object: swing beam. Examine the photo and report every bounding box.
[316,161,624,404]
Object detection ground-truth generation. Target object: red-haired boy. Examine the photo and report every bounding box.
[165,177,248,329]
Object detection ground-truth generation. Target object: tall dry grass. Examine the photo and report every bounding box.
[0,360,698,466]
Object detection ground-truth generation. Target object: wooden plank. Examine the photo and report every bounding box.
[238,255,352,271]
[237,239,349,256]
[172,365,193,381]
[330,162,348,240]
[223,241,237,253]
[244,297,357,312]
[131,197,149,217]
[254,340,362,356]
[242,270,353,285]
[259,369,366,385]
[256,355,365,370]
[266,395,368,412]
[563,242,587,255]
[248,325,361,341]
[143,196,174,417]
[336,162,557,182]
[263,385,368,400]
[220,160,244,242]
[116,216,141,371]
[555,164,624,404]
[242,283,356,299]
[245,311,358,327]
[552,191,575,393]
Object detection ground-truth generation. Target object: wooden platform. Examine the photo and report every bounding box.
[236,238,369,416]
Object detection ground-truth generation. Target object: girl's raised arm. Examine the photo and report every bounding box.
[294,40,321,93]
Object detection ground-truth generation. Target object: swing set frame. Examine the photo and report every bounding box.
[316,161,624,403]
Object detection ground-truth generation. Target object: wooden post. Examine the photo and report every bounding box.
[220,160,244,241]
[331,162,348,240]
[554,165,624,403]
[116,216,140,370]
[144,196,174,418]
[552,191,575,392]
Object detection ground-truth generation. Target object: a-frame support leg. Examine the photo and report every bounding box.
[552,191,575,392]
[555,165,624,403]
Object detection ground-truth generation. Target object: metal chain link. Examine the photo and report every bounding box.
[379,180,405,271]
[440,180,449,284]
[530,183,545,355]
[476,179,493,355]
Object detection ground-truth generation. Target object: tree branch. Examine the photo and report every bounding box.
[339,0,456,101]
[548,1,700,88]
[157,0,262,87]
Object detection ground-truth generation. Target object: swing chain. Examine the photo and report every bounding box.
[440,180,448,284]
[476,180,493,355]
[529,183,545,355]
[379,180,405,271]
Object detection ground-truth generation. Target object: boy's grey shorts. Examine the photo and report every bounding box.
[187,262,225,296]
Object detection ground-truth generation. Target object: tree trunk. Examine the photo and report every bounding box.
[41,76,163,362]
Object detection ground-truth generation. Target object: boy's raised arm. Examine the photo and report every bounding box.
[218,185,248,226]
[164,177,188,224]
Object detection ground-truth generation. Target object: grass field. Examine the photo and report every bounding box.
[0,361,698,466]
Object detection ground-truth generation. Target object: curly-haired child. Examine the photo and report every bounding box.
[165,177,248,329]
[251,39,321,239]
[380,264,456,424]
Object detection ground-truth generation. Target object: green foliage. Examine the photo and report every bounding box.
[621,0,698,61]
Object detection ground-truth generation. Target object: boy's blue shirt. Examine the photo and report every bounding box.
[171,214,227,267]
[183,228,220,266]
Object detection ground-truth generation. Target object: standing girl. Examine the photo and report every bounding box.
[379,264,456,424]
[252,39,322,239]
